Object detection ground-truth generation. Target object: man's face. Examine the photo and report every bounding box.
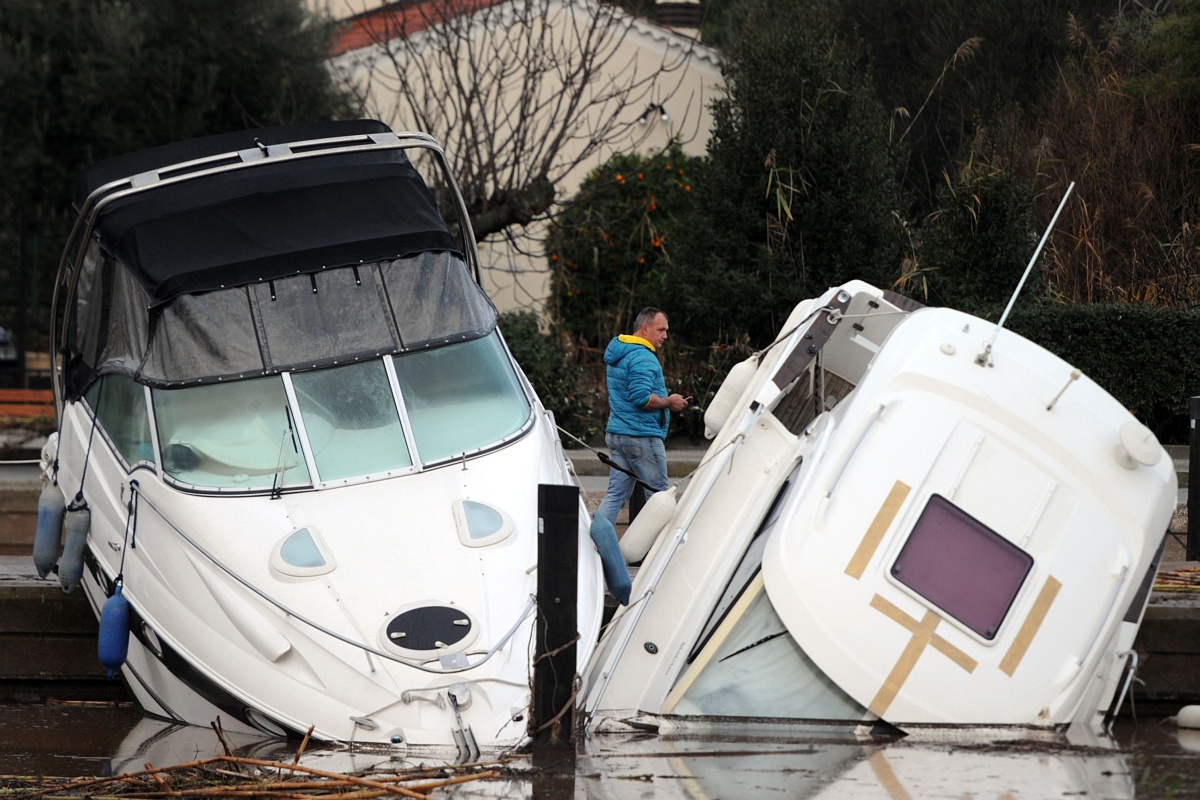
[640,313,669,348]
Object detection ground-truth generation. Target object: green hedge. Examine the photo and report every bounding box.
[506,303,1200,447]
[667,303,1200,445]
[996,303,1200,444]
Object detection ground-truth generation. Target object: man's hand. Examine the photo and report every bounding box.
[645,392,689,411]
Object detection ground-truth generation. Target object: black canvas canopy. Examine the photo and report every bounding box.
[60,120,496,399]
[76,119,459,308]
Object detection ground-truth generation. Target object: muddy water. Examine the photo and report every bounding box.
[1,703,1198,798]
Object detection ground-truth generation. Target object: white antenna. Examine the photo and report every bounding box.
[976,181,1076,366]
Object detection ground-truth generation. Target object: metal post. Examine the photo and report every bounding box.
[629,484,645,522]
[533,484,579,748]
[1189,398,1200,560]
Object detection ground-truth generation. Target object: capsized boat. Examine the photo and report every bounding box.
[583,280,1174,735]
[38,120,604,752]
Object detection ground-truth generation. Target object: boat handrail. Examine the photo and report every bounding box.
[1076,558,1129,668]
[50,130,479,411]
[823,402,886,500]
[545,412,580,487]
[124,485,535,675]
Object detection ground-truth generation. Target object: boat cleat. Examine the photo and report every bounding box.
[448,685,480,762]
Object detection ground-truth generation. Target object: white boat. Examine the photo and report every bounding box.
[583,279,1174,736]
[37,120,604,753]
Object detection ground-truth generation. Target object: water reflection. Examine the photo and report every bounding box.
[580,724,1134,799]
[1,703,1197,799]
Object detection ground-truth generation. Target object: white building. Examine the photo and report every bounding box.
[313,0,722,313]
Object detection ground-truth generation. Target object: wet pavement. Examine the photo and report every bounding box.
[1,702,1198,798]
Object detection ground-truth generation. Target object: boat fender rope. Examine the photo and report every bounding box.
[555,425,655,490]
[56,382,105,593]
[72,377,106,508]
[119,480,140,576]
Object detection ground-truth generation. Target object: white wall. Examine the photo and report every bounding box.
[323,0,722,314]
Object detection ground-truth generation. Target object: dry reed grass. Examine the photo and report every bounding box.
[1025,17,1199,307]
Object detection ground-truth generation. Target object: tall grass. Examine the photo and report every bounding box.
[1024,17,1200,307]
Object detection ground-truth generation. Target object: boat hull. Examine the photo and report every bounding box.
[583,281,1174,734]
[55,400,603,750]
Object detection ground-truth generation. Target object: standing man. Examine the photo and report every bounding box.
[596,307,689,526]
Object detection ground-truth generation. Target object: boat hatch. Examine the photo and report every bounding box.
[380,604,479,658]
[452,500,514,547]
[889,495,1033,640]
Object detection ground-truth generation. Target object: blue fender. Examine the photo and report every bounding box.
[98,583,130,678]
[590,515,631,605]
[33,483,66,579]
[59,504,90,594]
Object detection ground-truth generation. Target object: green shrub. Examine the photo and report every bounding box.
[669,0,903,347]
[1000,303,1200,444]
[662,339,758,442]
[904,167,1036,308]
[546,142,704,350]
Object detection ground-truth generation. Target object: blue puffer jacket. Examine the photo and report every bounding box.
[604,335,669,439]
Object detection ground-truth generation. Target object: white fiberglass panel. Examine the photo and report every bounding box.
[152,376,310,490]
[290,360,412,481]
[391,331,530,462]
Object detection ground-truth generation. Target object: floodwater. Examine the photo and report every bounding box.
[1,701,1198,798]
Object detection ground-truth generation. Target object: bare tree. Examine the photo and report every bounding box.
[329,0,711,245]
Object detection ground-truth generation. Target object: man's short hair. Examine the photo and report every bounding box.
[633,307,665,332]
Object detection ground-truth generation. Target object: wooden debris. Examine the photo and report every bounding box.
[1155,567,1200,592]
[0,754,513,798]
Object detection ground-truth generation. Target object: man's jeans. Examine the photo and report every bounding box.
[595,433,669,526]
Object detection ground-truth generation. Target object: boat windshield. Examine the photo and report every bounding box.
[391,332,531,463]
[142,331,530,491]
[153,375,311,491]
[291,360,412,482]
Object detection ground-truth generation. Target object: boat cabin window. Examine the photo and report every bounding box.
[890,495,1033,640]
[291,360,413,480]
[152,376,312,491]
[391,332,530,463]
[85,375,153,466]
[138,330,530,490]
